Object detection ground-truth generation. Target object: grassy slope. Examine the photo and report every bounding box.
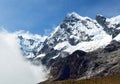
[40,74,120,84]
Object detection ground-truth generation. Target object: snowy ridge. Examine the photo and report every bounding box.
[106,15,120,28]
[17,31,47,40]
[54,34,112,54]
[17,31,47,58]
[68,12,90,20]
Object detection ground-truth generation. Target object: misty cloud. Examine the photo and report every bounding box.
[0,29,49,84]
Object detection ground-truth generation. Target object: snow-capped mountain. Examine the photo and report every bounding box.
[38,12,114,65]
[106,15,120,29]
[46,13,109,47]
[18,12,120,66]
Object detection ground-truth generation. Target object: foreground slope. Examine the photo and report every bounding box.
[39,74,120,84]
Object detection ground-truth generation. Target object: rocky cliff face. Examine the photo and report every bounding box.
[50,40,120,80]
[96,14,120,38]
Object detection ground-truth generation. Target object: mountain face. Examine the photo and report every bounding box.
[50,40,120,80]
[95,15,120,38]
[17,12,120,82]
[17,32,47,59]
[41,13,108,50]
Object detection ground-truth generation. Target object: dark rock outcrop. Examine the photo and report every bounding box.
[104,40,120,52]
[95,15,106,27]
[50,41,120,81]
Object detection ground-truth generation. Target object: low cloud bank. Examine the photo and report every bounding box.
[0,29,49,84]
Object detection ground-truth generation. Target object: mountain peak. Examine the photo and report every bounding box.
[95,14,106,20]
[96,14,104,17]
[68,12,81,18]
[67,12,87,20]
[38,12,111,64]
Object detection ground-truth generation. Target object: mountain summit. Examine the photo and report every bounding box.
[36,12,113,65]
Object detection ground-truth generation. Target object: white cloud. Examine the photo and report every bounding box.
[30,65,50,83]
[0,29,49,84]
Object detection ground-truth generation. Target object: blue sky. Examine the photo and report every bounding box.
[0,0,120,35]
